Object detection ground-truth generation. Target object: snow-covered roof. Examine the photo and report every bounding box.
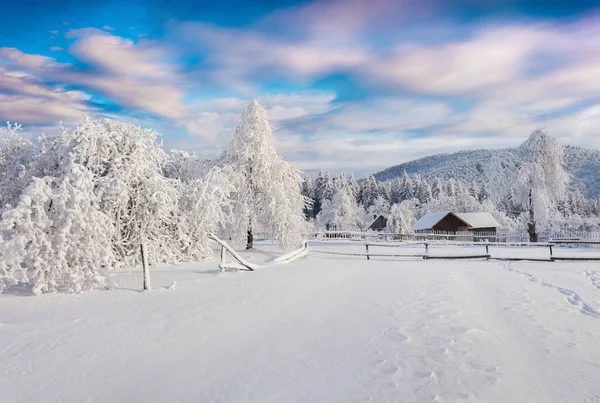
[365,215,386,231]
[454,212,500,229]
[411,211,451,231]
[411,211,499,231]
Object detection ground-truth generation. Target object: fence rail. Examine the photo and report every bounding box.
[309,238,600,262]
[310,230,600,248]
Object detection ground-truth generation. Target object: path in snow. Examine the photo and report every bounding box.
[505,264,600,318]
[1,246,600,403]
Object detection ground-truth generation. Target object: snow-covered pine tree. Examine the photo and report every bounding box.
[318,172,335,203]
[416,179,433,205]
[360,175,378,208]
[301,174,315,219]
[378,181,392,202]
[347,173,360,203]
[446,178,457,198]
[389,178,403,205]
[399,171,414,201]
[312,170,326,216]
[431,178,444,199]
[222,100,307,250]
[332,173,348,190]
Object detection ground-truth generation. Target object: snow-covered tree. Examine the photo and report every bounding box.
[347,173,360,202]
[332,173,347,190]
[301,174,315,219]
[222,100,307,250]
[0,161,117,295]
[0,122,37,212]
[317,188,364,231]
[488,129,568,241]
[399,171,414,201]
[367,195,390,219]
[389,178,403,204]
[387,199,419,235]
[360,175,378,208]
[431,178,444,199]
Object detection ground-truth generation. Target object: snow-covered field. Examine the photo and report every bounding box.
[2,242,600,403]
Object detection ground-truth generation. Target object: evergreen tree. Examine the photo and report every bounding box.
[432,178,444,199]
[390,178,403,205]
[360,176,378,208]
[301,175,315,219]
[399,171,414,201]
[223,100,307,250]
[347,173,360,203]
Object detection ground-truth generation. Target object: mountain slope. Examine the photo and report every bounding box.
[373,146,600,199]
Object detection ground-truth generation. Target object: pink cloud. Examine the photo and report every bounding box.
[181,23,369,85]
[367,25,550,94]
[0,71,92,123]
[0,47,65,70]
[263,0,430,42]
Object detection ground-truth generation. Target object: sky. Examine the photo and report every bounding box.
[1,0,600,176]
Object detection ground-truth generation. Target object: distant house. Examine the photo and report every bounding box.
[366,214,388,232]
[412,211,500,235]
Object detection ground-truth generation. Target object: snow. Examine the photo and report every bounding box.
[412,210,451,230]
[2,243,600,403]
[455,212,501,229]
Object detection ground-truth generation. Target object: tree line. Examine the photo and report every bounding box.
[302,130,600,240]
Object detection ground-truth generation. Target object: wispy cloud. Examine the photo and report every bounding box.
[1,0,600,174]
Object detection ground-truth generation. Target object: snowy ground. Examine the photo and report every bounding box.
[2,242,600,403]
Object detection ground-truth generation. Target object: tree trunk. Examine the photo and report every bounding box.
[246,163,254,250]
[140,240,151,291]
[528,190,538,243]
[246,224,253,250]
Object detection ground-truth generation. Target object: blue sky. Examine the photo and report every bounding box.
[1,0,600,175]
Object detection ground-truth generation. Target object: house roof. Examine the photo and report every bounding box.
[411,210,451,231]
[454,212,500,229]
[411,211,499,231]
[365,214,386,231]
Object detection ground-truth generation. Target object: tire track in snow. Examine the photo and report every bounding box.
[504,264,600,319]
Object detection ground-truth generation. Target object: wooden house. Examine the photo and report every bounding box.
[366,214,388,232]
[412,211,499,236]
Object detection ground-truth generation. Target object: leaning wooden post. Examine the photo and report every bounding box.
[485,244,489,255]
[365,244,370,260]
[549,244,553,258]
[218,245,226,272]
[141,240,151,291]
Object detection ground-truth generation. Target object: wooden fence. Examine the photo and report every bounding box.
[311,230,600,247]
[309,239,600,262]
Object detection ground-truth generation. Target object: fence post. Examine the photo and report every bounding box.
[549,244,553,258]
[425,242,429,255]
[141,240,151,291]
[366,244,370,260]
[485,244,489,255]
[219,245,226,272]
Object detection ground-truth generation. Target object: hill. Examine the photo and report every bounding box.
[373,146,600,199]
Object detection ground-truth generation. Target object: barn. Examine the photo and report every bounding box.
[412,211,500,236]
[366,215,388,232]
